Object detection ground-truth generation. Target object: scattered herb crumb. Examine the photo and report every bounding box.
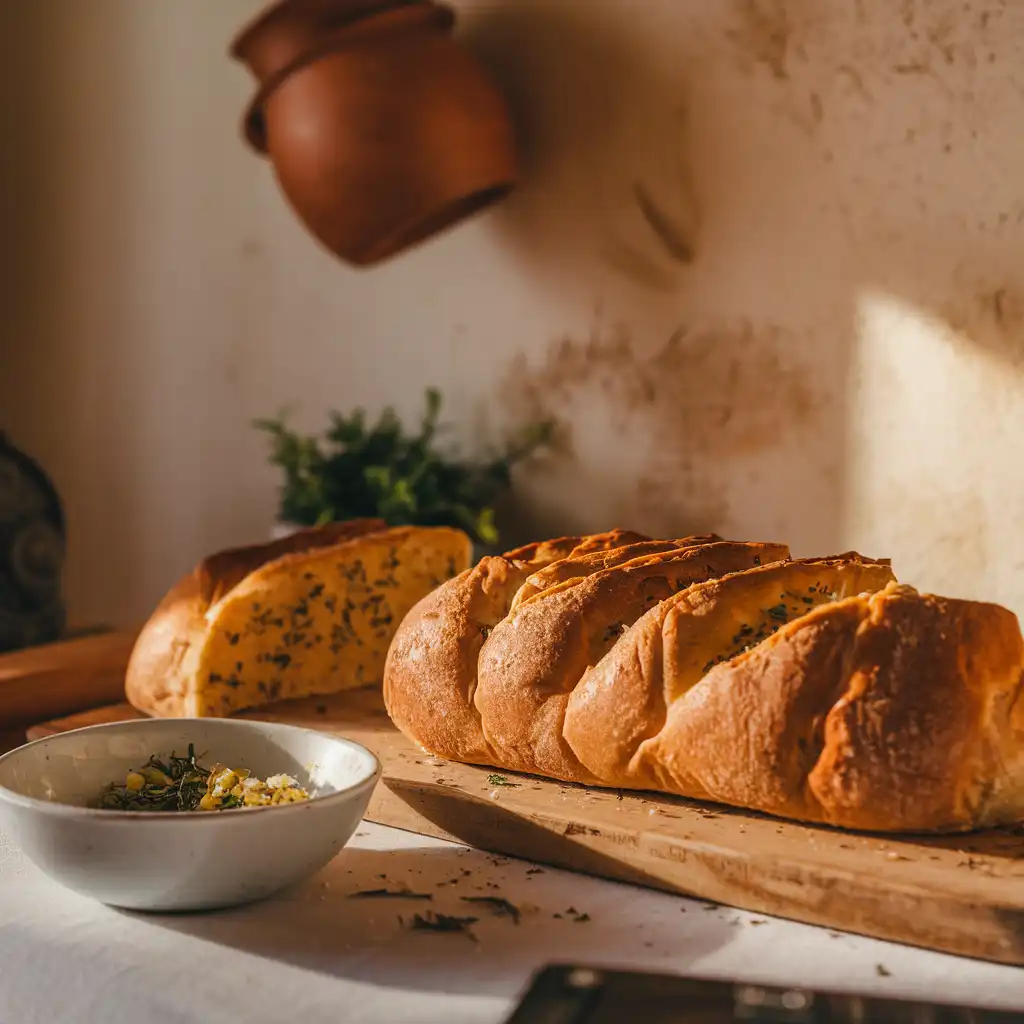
[349,888,433,900]
[559,907,591,923]
[749,919,766,926]
[461,896,521,924]
[487,774,519,787]
[526,868,544,875]
[408,911,478,937]
[876,964,891,977]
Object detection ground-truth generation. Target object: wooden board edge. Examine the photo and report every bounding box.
[25,704,144,741]
[0,630,140,733]
[366,778,1024,969]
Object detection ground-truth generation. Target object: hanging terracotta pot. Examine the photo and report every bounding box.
[231,0,519,267]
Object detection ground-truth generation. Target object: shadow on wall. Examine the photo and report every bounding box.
[464,0,700,301]
[462,0,856,554]
[463,0,1024,607]
[0,2,147,626]
[776,0,1024,606]
[6,0,1024,619]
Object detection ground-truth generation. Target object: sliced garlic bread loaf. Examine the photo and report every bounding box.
[385,531,1024,832]
[127,522,471,717]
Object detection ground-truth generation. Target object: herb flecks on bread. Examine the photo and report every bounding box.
[126,522,472,718]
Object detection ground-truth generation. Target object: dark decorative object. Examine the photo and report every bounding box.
[0,434,66,653]
[230,0,519,266]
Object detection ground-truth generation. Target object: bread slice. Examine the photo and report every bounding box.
[564,554,896,787]
[126,523,471,717]
[631,583,1024,832]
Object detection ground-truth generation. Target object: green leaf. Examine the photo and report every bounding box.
[254,388,555,545]
[475,507,499,545]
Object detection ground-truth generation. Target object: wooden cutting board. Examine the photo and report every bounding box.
[0,630,140,754]
[26,689,1024,968]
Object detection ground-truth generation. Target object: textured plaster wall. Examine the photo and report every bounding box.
[1,0,1023,626]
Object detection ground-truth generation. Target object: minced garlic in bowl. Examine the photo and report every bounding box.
[199,765,310,811]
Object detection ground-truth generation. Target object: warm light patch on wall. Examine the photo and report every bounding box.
[844,288,1024,616]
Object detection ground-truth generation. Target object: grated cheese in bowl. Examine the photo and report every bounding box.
[199,765,310,811]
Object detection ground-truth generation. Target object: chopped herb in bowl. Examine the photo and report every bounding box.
[95,745,310,812]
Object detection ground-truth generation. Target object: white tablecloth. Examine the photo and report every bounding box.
[2,822,1023,1023]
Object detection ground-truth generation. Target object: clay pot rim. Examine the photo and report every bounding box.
[230,0,412,63]
[238,1,456,154]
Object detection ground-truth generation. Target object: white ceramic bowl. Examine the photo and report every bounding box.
[0,718,380,912]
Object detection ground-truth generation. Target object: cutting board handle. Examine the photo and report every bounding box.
[0,629,139,736]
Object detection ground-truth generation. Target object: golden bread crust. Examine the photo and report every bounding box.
[477,540,791,781]
[383,529,657,762]
[637,584,1024,830]
[501,529,649,565]
[508,535,722,612]
[567,555,896,786]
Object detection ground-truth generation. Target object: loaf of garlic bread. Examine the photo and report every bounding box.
[126,521,472,717]
[384,530,1024,832]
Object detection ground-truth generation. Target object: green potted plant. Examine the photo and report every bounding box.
[254,388,553,552]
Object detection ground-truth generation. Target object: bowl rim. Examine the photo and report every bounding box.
[0,717,381,822]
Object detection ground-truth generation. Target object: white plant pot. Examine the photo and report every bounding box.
[269,521,303,542]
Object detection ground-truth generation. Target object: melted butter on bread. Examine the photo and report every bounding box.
[191,526,471,716]
[654,555,896,703]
